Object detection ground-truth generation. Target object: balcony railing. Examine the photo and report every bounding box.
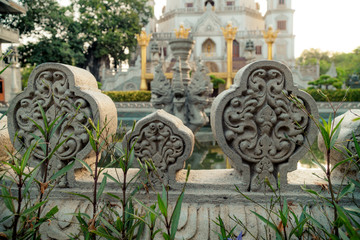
[0,23,20,43]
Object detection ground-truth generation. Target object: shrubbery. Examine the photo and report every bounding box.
[305,89,360,102]
[103,91,151,102]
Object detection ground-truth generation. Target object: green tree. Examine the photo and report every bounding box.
[72,0,153,80]
[296,48,331,75]
[1,0,153,81]
[308,75,342,90]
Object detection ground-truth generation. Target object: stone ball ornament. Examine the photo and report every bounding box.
[211,60,319,191]
[7,63,118,187]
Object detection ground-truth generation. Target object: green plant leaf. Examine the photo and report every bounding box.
[251,210,283,237]
[1,186,15,213]
[67,192,92,203]
[170,192,184,240]
[99,216,122,237]
[49,160,75,181]
[20,142,37,172]
[157,193,167,218]
[37,102,49,131]
[76,158,93,176]
[103,172,120,185]
[23,169,38,196]
[338,182,355,200]
[23,200,47,216]
[352,132,360,158]
[97,176,107,201]
[331,157,352,173]
[49,114,67,139]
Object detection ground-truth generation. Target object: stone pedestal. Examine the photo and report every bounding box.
[169,39,194,86]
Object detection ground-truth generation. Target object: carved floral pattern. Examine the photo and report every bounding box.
[131,121,184,175]
[123,110,194,183]
[8,65,103,187]
[212,61,318,191]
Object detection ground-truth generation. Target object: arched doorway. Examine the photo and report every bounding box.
[202,39,216,57]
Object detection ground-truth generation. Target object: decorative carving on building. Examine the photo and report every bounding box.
[122,110,194,184]
[7,63,117,187]
[211,60,319,191]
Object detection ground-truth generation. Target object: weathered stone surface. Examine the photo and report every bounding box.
[0,114,14,161]
[7,63,117,187]
[211,60,319,191]
[122,110,194,184]
[0,168,356,240]
[318,109,360,178]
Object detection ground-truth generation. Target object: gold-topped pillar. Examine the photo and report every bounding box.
[221,22,237,89]
[136,28,151,90]
[262,26,279,60]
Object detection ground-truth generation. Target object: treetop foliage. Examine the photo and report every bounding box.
[0,0,153,80]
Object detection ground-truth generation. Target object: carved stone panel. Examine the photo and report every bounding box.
[8,63,118,187]
[123,110,194,184]
[211,60,319,191]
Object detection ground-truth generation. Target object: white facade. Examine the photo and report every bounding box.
[152,0,295,72]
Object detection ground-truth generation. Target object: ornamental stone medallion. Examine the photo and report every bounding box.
[123,110,194,184]
[211,60,319,191]
[8,63,117,187]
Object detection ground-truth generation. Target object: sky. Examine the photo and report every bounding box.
[154,0,360,57]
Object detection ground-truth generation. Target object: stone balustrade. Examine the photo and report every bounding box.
[1,61,359,239]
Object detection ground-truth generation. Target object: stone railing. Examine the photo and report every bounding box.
[0,23,20,43]
[1,61,359,239]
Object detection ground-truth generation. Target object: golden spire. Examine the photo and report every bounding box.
[262,26,279,60]
[175,23,191,39]
[135,28,152,46]
[221,22,237,41]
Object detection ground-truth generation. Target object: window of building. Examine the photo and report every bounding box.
[255,45,262,55]
[277,20,287,30]
[202,38,216,57]
[226,1,235,6]
[186,3,193,8]
[233,40,240,59]
[279,0,285,4]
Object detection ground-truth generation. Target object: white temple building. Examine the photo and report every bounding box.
[102,0,316,91]
[155,0,295,71]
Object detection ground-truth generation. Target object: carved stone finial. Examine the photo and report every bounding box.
[211,60,319,191]
[7,63,118,187]
[122,110,194,184]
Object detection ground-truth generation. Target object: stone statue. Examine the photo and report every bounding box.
[187,60,213,132]
[151,63,173,113]
[151,57,213,133]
